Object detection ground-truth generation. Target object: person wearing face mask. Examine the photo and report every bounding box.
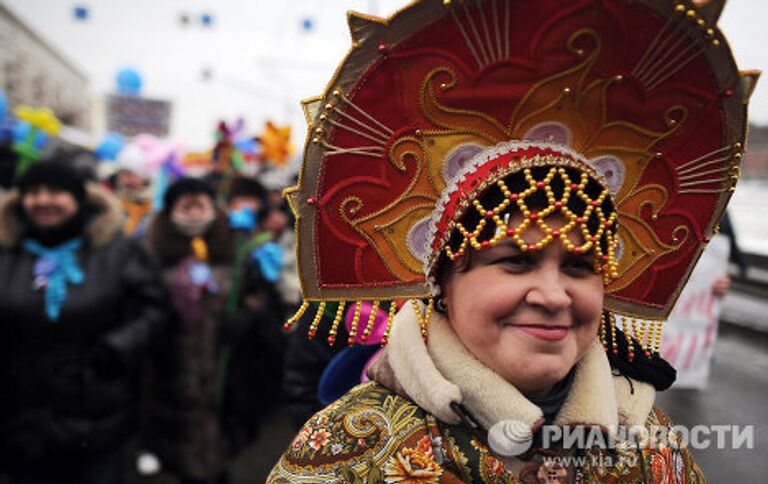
[0,160,167,484]
[144,173,291,470]
[145,176,286,483]
[141,176,234,484]
[220,175,287,457]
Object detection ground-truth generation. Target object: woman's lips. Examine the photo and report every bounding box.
[516,325,570,341]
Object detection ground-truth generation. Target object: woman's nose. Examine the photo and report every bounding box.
[33,191,53,205]
[523,269,571,311]
[186,207,205,218]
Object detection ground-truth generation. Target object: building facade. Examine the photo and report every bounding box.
[0,3,89,128]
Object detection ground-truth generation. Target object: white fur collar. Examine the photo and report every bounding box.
[386,301,655,433]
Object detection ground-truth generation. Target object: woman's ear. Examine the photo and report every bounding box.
[435,297,448,314]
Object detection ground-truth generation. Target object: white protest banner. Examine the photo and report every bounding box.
[660,234,730,389]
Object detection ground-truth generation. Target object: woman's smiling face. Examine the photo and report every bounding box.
[441,214,604,397]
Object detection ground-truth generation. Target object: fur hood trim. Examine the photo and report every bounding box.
[144,208,235,267]
[379,301,655,435]
[0,183,125,249]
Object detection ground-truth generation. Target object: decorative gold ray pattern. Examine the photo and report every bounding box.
[286,0,755,325]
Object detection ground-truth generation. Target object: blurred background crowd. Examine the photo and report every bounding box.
[0,98,311,484]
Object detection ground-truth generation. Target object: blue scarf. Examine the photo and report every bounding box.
[22,238,85,321]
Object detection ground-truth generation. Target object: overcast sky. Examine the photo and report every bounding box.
[3,0,767,151]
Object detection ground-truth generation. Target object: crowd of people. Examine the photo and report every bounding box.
[0,145,314,483]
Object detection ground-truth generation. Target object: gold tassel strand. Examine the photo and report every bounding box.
[360,300,380,343]
[623,316,635,361]
[347,301,363,345]
[651,320,663,357]
[629,317,640,362]
[284,301,310,331]
[424,299,434,343]
[599,312,608,351]
[639,319,648,357]
[327,301,346,346]
[382,301,397,345]
[411,299,434,343]
[307,302,326,340]
[637,318,646,357]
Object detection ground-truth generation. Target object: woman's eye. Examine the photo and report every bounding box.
[496,254,534,269]
[563,257,596,275]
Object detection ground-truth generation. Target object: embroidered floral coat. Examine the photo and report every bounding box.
[269,381,704,483]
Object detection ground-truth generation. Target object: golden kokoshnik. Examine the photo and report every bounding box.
[281,0,758,364]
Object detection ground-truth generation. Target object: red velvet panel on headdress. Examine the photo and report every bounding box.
[289,0,755,319]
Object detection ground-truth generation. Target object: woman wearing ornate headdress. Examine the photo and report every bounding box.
[269,0,758,481]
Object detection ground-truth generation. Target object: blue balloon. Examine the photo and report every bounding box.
[33,131,48,150]
[0,119,12,142]
[0,90,11,142]
[73,6,89,21]
[116,68,143,96]
[13,121,30,143]
[234,138,257,154]
[12,122,48,150]
[301,17,314,31]
[95,132,125,161]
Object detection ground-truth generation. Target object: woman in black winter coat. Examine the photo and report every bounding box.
[0,162,167,484]
[143,177,285,484]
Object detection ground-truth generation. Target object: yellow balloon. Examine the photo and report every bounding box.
[15,106,61,135]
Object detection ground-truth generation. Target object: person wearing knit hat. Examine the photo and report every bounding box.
[17,161,87,203]
[0,156,167,483]
[115,168,154,236]
[15,161,89,248]
[114,134,169,237]
[222,173,291,463]
[162,176,217,214]
[143,175,232,483]
[149,176,229,266]
[227,175,267,205]
[142,175,284,484]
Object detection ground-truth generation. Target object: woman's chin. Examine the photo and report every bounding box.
[500,354,576,394]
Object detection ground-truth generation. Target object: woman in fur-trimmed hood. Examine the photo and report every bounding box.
[0,161,167,483]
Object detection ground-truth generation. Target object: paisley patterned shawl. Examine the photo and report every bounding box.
[267,382,704,483]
